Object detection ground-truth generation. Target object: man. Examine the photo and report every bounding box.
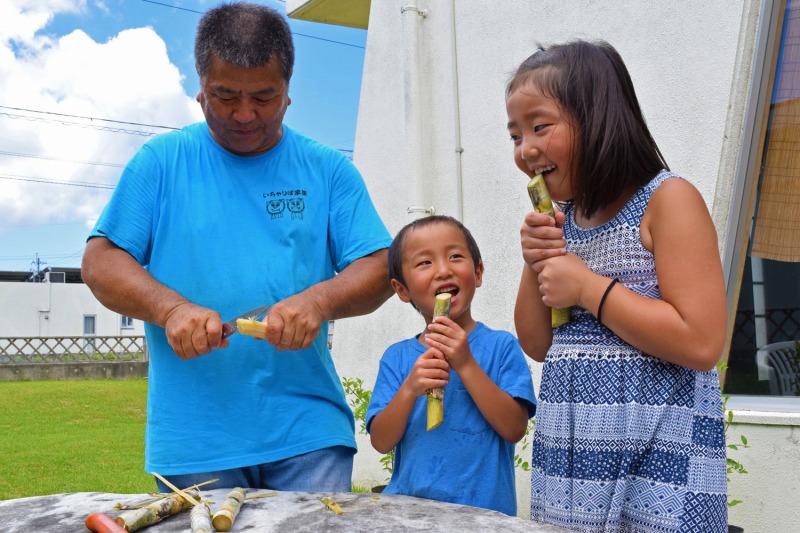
[81,2,392,492]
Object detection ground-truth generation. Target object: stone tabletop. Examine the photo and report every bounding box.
[0,489,568,532]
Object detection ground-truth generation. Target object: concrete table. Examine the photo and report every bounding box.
[0,489,568,532]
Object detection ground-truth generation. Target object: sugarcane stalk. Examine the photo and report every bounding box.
[190,502,214,533]
[426,292,451,431]
[527,174,571,328]
[211,487,247,532]
[321,497,344,515]
[236,317,268,337]
[114,490,197,532]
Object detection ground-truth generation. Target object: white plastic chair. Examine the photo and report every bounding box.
[755,341,800,396]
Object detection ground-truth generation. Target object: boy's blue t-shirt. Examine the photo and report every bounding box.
[90,123,391,474]
[366,323,536,515]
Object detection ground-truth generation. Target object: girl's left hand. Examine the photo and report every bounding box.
[532,252,593,309]
[424,316,473,372]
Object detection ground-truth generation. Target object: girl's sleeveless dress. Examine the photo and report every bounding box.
[530,171,728,532]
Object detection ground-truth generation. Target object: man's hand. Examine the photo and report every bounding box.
[163,302,227,359]
[264,292,327,351]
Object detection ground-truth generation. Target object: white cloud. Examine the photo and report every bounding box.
[0,0,203,231]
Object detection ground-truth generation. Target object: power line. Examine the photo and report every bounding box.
[0,106,179,131]
[0,150,124,168]
[139,0,365,49]
[0,174,115,190]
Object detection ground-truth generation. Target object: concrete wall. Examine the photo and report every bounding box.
[0,361,147,381]
[0,282,145,337]
[326,0,800,529]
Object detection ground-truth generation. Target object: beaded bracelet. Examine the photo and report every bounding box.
[597,278,620,325]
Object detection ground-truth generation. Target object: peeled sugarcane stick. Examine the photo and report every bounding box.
[321,497,344,515]
[114,490,197,532]
[189,501,214,533]
[426,292,451,431]
[236,317,268,337]
[527,173,571,328]
[211,487,247,532]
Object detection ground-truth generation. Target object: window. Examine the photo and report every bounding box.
[725,0,800,397]
[83,315,96,353]
[121,316,134,329]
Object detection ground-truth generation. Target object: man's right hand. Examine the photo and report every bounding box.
[163,302,228,359]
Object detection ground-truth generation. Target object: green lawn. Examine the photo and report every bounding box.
[0,379,155,500]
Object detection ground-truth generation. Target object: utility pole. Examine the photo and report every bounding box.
[30,253,47,282]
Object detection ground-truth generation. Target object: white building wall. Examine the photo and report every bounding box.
[327,0,799,529]
[0,282,145,337]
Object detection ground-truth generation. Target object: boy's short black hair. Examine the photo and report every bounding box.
[388,215,482,288]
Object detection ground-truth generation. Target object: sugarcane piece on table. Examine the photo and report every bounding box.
[426,292,451,431]
[189,501,214,533]
[321,497,344,515]
[236,317,268,338]
[211,487,247,532]
[527,173,571,328]
[114,490,197,532]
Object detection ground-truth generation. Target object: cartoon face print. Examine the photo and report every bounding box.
[266,199,285,219]
[287,197,305,220]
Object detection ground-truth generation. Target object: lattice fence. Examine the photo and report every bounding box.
[0,336,147,364]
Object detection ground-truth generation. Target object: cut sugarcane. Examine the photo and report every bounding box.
[527,174,571,328]
[212,487,247,532]
[190,502,213,533]
[236,317,268,338]
[115,490,197,532]
[321,497,344,515]
[426,292,451,431]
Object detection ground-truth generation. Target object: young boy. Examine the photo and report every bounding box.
[366,216,536,516]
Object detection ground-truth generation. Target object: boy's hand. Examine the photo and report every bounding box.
[425,316,473,372]
[401,348,450,397]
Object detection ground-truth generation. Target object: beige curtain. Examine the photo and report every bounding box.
[751,6,800,263]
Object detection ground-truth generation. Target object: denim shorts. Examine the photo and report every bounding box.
[153,445,354,492]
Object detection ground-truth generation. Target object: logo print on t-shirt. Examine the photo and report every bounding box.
[266,199,285,219]
[287,198,305,220]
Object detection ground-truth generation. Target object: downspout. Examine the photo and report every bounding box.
[449,0,464,221]
[401,4,434,218]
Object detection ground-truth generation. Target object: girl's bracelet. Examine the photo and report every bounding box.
[597,278,620,325]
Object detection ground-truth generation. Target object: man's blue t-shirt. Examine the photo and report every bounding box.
[366,323,536,515]
[90,123,391,474]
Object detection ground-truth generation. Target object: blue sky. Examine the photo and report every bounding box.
[0,0,366,273]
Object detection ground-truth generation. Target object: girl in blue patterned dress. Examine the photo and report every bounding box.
[506,40,728,532]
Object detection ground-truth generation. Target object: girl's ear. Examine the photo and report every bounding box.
[474,261,485,288]
[391,279,413,303]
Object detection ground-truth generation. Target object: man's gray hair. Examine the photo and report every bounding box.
[195,2,295,82]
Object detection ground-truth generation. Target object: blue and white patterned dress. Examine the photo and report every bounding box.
[530,171,728,532]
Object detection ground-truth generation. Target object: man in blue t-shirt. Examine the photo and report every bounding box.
[81,3,392,493]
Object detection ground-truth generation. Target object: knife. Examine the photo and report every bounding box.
[221,305,270,339]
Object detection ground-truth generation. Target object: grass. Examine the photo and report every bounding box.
[0,379,155,500]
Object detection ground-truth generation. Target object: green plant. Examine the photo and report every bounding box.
[514,418,536,472]
[341,377,394,479]
[718,361,749,507]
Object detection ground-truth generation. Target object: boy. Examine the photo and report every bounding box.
[366,216,536,515]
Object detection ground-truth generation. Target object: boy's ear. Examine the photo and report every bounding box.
[475,261,484,288]
[391,279,413,303]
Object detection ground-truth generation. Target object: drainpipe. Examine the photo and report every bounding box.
[400,4,434,219]
[449,0,464,221]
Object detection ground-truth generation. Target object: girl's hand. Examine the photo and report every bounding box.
[520,210,567,266]
[532,252,593,309]
[401,348,450,397]
[425,316,473,372]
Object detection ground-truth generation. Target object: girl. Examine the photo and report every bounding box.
[507,40,728,532]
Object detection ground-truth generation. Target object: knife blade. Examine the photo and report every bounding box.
[221,305,270,339]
